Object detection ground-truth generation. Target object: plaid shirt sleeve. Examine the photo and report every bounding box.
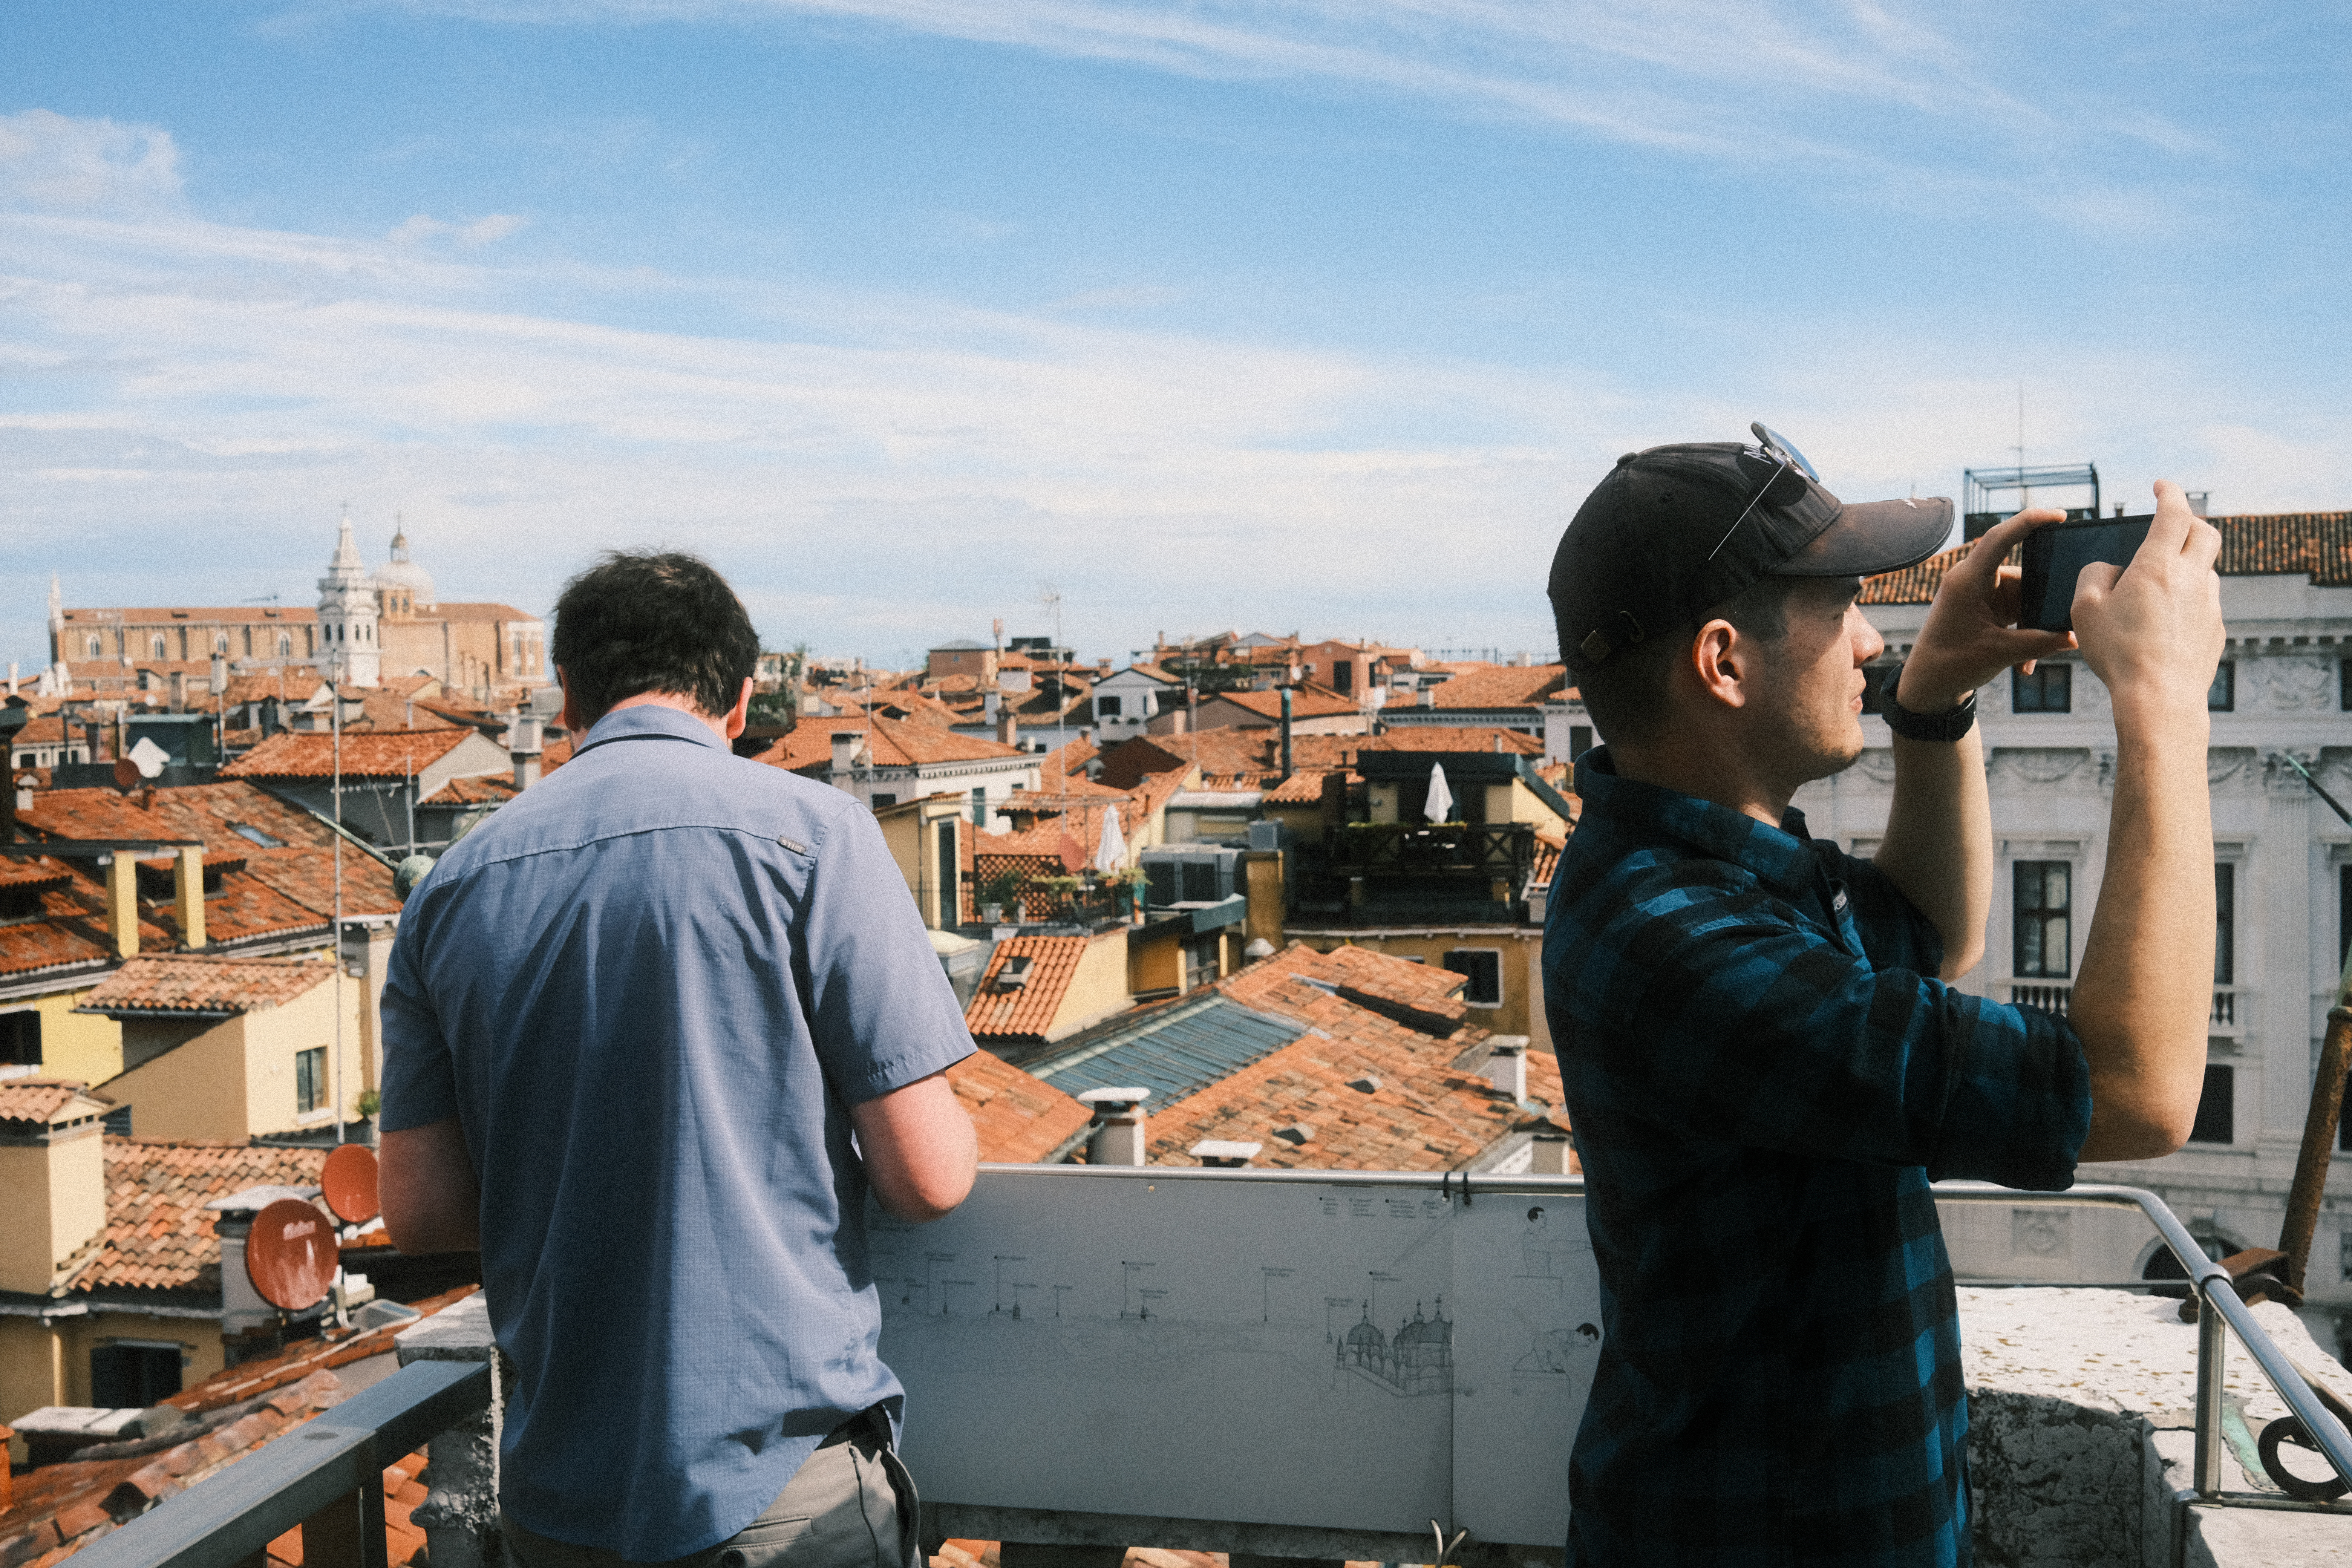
[1591,856,2089,1191]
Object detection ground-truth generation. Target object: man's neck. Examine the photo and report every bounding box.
[600,691,731,745]
[1609,737,1796,829]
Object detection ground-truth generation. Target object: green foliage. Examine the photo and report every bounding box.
[355,1089,383,1120]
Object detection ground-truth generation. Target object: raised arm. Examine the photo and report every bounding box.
[1874,509,2073,976]
[2069,481,2225,1160]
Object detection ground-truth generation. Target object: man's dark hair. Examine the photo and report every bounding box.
[1563,574,1801,749]
[551,550,761,726]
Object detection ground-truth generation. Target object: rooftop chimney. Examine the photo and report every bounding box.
[1077,1087,1151,1165]
[175,845,206,951]
[168,671,185,712]
[1529,1131,1573,1175]
[1485,1040,1527,1102]
[997,712,1018,747]
[1190,1139,1261,1168]
[209,653,227,696]
[0,1086,108,1297]
[508,714,543,791]
[103,852,139,960]
[830,730,859,790]
[5,663,15,697]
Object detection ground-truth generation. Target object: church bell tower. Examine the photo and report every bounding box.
[316,509,382,688]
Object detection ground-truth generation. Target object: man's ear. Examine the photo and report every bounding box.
[555,667,587,733]
[1688,620,1750,710]
[721,676,754,741]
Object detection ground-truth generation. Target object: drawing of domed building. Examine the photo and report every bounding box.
[1334,1298,1452,1396]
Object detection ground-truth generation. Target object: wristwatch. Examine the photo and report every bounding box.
[1878,660,1977,743]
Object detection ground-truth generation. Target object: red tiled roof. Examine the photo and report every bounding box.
[964,936,1090,1041]
[1205,683,1359,721]
[1263,769,1344,805]
[0,855,74,891]
[948,1051,1092,1162]
[60,606,320,625]
[0,1079,106,1126]
[220,730,483,780]
[66,1138,332,1295]
[1361,726,1544,755]
[755,714,1028,772]
[1427,665,1567,709]
[426,774,518,804]
[78,954,332,1015]
[1143,944,1565,1170]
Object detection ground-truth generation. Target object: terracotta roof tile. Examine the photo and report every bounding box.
[1206,683,1360,721]
[62,1138,332,1295]
[1426,665,1567,710]
[1863,511,2352,605]
[964,936,1090,1041]
[1144,945,1565,1171]
[219,730,482,780]
[0,1080,107,1126]
[425,775,518,804]
[948,1052,1092,1162]
[754,715,1027,772]
[78,954,332,1015]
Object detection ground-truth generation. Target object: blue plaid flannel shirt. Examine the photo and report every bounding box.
[1545,749,2092,1567]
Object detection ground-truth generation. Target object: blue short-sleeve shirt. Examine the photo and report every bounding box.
[1544,749,2093,1567]
[380,705,975,1562]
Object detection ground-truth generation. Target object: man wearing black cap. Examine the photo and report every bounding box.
[1543,428,2224,1565]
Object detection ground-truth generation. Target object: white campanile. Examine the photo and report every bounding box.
[317,508,382,688]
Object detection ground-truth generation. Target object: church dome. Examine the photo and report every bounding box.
[375,522,437,608]
[1344,1312,1387,1352]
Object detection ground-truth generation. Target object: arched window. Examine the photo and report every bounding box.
[277,633,292,657]
[213,632,229,653]
[86,634,101,658]
[150,634,167,658]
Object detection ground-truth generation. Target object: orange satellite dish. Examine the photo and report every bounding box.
[322,1143,380,1225]
[246,1197,338,1311]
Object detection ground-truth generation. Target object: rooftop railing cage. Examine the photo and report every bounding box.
[64,1176,2352,1568]
[1963,463,2101,540]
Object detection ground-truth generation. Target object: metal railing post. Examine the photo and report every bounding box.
[2194,1279,2230,1497]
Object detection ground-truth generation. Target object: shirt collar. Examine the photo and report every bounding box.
[579,702,730,753]
[1573,745,1821,900]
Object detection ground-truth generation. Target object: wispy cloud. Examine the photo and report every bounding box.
[0,109,185,213]
[337,0,2216,224]
[387,212,533,247]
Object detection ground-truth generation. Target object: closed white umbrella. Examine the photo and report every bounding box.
[1425,761,1455,824]
[1094,804,1129,873]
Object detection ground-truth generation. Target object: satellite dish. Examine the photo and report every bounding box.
[245,1197,338,1311]
[113,758,141,789]
[321,1143,380,1225]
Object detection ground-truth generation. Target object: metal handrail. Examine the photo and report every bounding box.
[64,1357,491,1568]
[1933,1180,2352,1499]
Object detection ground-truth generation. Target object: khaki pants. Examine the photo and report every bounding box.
[502,1419,919,1568]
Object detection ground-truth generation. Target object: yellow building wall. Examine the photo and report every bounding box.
[1287,929,1546,1043]
[12,988,125,1086]
[0,1129,106,1295]
[98,976,368,1141]
[57,1312,223,1408]
[1128,926,1183,995]
[0,1316,67,1450]
[1047,934,1139,1040]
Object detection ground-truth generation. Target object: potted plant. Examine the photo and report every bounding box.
[981,870,1025,924]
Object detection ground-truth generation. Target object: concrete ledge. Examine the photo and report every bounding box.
[929,1506,1561,1568]
[1960,1288,2352,1567]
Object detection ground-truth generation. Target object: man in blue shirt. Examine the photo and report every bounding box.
[1544,430,2224,1564]
[379,551,978,1568]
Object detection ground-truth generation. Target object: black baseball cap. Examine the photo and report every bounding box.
[1550,424,1954,668]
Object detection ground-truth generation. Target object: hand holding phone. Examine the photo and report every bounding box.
[2018,516,2155,633]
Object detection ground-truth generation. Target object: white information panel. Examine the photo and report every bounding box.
[873,1168,1600,1547]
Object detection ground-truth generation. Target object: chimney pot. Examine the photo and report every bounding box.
[1485,1041,1528,1102]
[1190,1139,1261,1168]
[1076,1087,1151,1165]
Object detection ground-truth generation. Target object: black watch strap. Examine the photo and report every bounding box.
[1879,660,1977,743]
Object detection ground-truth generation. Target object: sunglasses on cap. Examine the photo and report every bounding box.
[1703,423,1822,564]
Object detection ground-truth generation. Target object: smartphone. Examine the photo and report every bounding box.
[2018,515,2154,633]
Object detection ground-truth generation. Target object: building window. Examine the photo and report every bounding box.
[1444,949,1503,1007]
[871,793,897,807]
[1569,724,1592,760]
[2013,862,2073,978]
[149,634,167,659]
[90,1343,182,1407]
[2340,1225,2352,1283]
[1096,695,1122,717]
[970,787,988,827]
[2012,664,2072,713]
[0,1010,39,1067]
[936,822,960,928]
[1333,660,1352,694]
[85,634,101,658]
[2188,1064,2234,1145]
[2208,661,2234,712]
[277,633,292,657]
[295,1046,326,1113]
[2342,660,2352,712]
[213,633,229,654]
[2215,863,2234,985]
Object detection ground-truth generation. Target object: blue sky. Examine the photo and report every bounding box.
[3,1,2348,672]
